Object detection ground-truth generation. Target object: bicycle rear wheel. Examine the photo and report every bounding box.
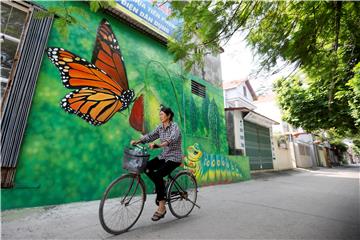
[167,171,197,218]
[99,173,145,235]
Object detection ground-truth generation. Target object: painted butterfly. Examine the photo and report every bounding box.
[47,19,134,126]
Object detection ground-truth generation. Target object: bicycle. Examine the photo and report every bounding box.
[99,144,200,235]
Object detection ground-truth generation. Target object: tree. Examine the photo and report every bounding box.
[346,62,360,128]
[274,74,357,134]
[169,1,359,72]
[169,1,360,137]
[35,0,117,38]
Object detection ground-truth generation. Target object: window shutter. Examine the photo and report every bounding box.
[191,80,206,98]
[1,8,53,188]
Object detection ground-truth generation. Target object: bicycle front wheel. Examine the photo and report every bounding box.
[167,171,198,219]
[99,173,145,235]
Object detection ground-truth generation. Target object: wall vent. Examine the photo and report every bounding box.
[191,80,206,98]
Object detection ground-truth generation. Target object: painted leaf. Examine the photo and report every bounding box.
[144,91,161,134]
[129,94,144,133]
[129,88,161,134]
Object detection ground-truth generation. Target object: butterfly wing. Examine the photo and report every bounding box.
[47,47,135,125]
[61,88,126,126]
[47,47,124,95]
[92,19,129,90]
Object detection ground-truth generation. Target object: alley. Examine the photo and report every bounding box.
[2,166,359,239]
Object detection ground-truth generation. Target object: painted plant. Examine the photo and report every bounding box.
[129,60,182,135]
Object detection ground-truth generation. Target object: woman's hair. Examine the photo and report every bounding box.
[160,105,174,121]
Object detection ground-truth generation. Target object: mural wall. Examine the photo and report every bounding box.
[1,1,250,210]
[184,143,249,185]
[182,76,250,185]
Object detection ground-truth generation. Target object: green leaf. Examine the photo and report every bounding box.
[169,1,360,135]
[89,2,100,12]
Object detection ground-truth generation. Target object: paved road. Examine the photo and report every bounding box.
[2,166,360,239]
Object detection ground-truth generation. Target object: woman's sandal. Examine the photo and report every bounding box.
[151,210,166,221]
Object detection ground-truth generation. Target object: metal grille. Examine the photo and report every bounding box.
[244,121,273,170]
[1,8,53,187]
[191,80,206,98]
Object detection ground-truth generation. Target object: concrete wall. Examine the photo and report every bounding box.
[191,53,223,88]
[272,137,296,170]
[317,146,328,167]
[224,84,255,102]
[294,143,314,168]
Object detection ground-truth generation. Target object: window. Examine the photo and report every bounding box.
[191,80,206,98]
[1,2,53,188]
[1,1,29,105]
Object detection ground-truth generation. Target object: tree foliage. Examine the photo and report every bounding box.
[34,0,116,39]
[169,1,360,138]
[274,74,357,134]
[346,62,360,128]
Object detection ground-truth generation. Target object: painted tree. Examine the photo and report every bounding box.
[201,95,210,135]
[189,95,198,134]
[169,1,360,139]
[208,98,220,151]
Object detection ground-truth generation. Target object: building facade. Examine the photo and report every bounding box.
[254,93,331,170]
[1,1,250,210]
[224,80,278,170]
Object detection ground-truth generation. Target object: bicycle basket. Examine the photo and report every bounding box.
[122,147,150,173]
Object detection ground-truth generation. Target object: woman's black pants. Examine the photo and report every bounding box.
[145,157,181,202]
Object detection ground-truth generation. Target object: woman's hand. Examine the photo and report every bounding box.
[149,143,160,149]
[130,140,139,145]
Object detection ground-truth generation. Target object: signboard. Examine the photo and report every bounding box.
[115,0,181,39]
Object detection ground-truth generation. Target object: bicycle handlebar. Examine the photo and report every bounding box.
[131,142,160,150]
[131,143,147,150]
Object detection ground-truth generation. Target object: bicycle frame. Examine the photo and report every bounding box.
[166,171,200,209]
[99,168,199,235]
[122,173,147,205]
[127,170,199,208]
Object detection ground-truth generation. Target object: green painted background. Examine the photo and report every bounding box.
[1,1,250,210]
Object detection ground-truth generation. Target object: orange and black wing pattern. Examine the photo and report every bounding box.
[92,19,129,90]
[47,48,125,95]
[61,88,124,126]
[47,47,134,126]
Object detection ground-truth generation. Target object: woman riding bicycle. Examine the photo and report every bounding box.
[131,105,182,221]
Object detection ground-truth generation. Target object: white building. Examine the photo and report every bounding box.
[224,79,278,170]
[254,93,321,169]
